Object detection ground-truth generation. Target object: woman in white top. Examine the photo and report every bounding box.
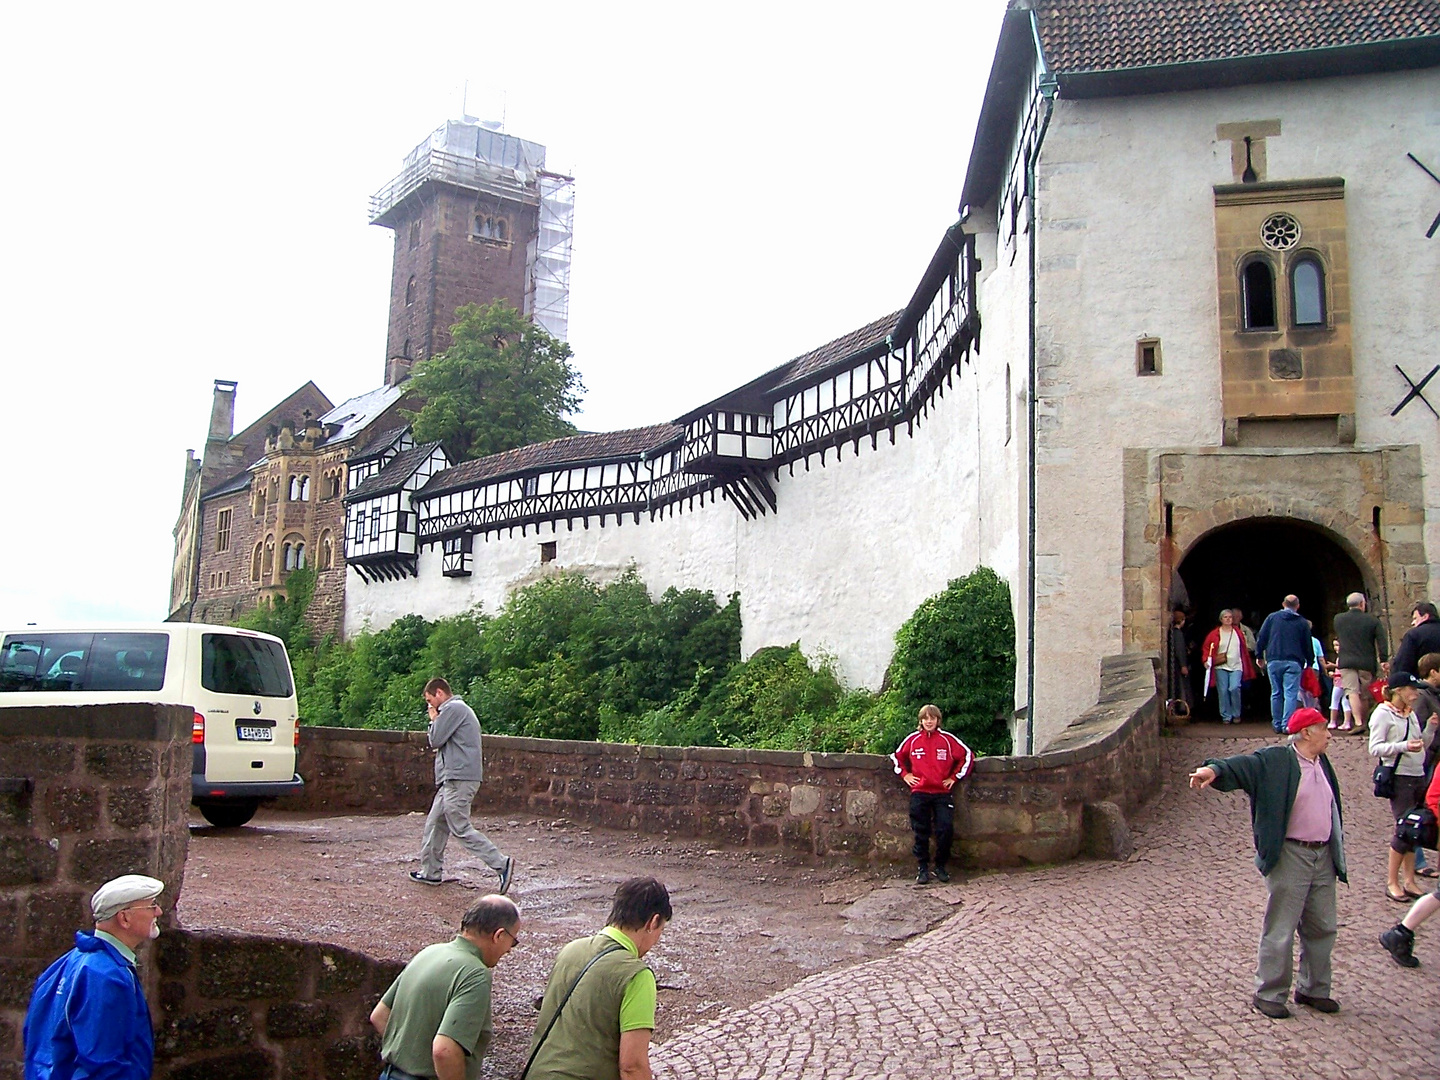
[1370,674,1434,902]
[1202,610,1255,724]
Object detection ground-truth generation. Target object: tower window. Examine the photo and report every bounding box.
[1136,338,1161,376]
[251,543,263,582]
[405,276,417,306]
[1240,258,1276,330]
[1291,257,1325,326]
[408,220,420,251]
[215,508,232,552]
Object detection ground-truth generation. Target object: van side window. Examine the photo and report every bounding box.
[0,633,168,692]
[201,635,294,697]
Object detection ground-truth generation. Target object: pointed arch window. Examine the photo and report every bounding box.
[294,542,306,570]
[262,536,275,576]
[299,475,311,502]
[251,543,264,582]
[1241,257,1277,330]
[405,276,417,306]
[319,531,333,571]
[1291,257,1325,326]
[288,475,299,501]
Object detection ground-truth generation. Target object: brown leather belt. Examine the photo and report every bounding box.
[1286,838,1330,848]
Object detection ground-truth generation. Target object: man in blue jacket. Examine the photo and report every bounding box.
[1256,594,1318,733]
[24,874,164,1080]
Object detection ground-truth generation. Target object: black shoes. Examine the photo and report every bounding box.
[1293,991,1340,1013]
[1380,924,1421,968]
[933,867,951,883]
[409,870,442,886]
[1252,996,1291,1019]
[915,866,931,885]
[498,856,515,895]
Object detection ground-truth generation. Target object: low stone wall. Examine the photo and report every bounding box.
[280,652,1161,868]
[0,704,193,1076]
[152,930,399,1080]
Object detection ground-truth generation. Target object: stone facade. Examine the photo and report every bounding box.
[384,187,539,364]
[279,653,1160,869]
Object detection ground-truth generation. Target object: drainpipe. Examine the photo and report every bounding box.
[1024,12,1058,756]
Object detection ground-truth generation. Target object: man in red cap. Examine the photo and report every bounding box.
[1189,707,1346,1019]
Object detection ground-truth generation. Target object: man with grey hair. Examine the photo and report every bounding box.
[24,874,165,1079]
[1333,592,1386,733]
[1256,595,1318,733]
[1190,707,1346,1018]
[372,894,522,1080]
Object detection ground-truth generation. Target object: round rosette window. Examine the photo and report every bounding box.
[1260,213,1301,251]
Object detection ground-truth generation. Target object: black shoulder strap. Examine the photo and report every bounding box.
[519,941,626,1080]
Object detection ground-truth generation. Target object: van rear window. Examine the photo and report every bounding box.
[201,635,293,698]
[0,633,169,693]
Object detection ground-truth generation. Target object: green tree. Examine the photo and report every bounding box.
[407,301,584,461]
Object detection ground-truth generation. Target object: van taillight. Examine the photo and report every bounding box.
[294,724,301,747]
[192,713,205,744]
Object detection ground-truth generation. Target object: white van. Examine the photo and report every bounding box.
[0,623,304,827]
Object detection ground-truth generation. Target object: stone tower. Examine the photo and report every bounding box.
[369,120,574,386]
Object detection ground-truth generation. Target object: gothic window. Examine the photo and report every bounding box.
[288,476,299,501]
[299,475,311,501]
[282,542,292,572]
[253,483,265,517]
[405,276,417,306]
[1240,257,1277,330]
[262,536,275,576]
[251,543,263,582]
[402,338,411,359]
[408,219,420,251]
[326,473,342,499]
[319,531,333,571]
[496,218,508,241]
[1291,257,1326,326]
[295,543,306,570]
[215,508,232,553]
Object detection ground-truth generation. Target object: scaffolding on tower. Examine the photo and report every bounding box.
[529,170,575,342]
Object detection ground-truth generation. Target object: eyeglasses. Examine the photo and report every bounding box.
[498,926,521,946]
[123,901,162,915]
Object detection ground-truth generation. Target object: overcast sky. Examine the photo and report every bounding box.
[0,1,1006,627]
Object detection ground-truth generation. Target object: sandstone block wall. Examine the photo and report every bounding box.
[280,653,1161,868]
[0,704,193,1077]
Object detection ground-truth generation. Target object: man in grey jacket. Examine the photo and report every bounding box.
[411,677,515,892]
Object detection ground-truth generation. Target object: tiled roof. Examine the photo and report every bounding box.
[349,426,410,462]
[419,424,683,497]
[1033,0,1440,74]
[767,313,901,392]
[345,442,443,503]
[200,469,253,501]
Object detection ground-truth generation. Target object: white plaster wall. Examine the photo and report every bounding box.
[1026,68,1440,749]
[347,323,1022,691]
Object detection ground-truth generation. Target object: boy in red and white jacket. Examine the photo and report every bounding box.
[891,705,974,884]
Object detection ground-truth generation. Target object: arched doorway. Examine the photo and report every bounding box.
[1174,518,1370,720]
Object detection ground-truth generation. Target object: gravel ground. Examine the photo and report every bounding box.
[178,806,960,1077]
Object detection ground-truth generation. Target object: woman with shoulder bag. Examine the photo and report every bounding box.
[1370,673,1433,902]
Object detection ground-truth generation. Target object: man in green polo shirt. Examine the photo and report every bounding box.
[523,877,671,1080]
[370,894,522,1080]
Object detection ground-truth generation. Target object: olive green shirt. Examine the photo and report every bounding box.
[380,936,493,1080]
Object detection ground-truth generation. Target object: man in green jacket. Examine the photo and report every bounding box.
[1189,707,1347,1019]
[524,877,671,1080]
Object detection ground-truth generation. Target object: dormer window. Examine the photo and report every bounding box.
[1241,258,1277,330]
[1291,257,1326,326]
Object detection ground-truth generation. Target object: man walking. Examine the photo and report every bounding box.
[1333,592,1387,732]
[411,677,514,892]
[371,895,521,1080]
[523,877,672,1080]
[1256,595,1316,733]
[1392,601,1440,678]
[24,874,165,1080]
[1189,707,1346,1019]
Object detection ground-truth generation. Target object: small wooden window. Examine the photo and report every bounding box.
[1136,338,1161,376]
[540,541,557,564]
[215,508,232,552]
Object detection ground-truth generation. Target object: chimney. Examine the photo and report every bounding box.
[208,380,238,443]
[386,354,415,387]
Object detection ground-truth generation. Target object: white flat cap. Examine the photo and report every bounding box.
[91,874,165,922]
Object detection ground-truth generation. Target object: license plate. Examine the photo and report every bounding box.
[237,726,274,742]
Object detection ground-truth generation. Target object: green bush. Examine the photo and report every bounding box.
[889,566,1016,755]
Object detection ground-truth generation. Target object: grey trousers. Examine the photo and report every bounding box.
[1255,840,1337,1004]
[418,780,506,878]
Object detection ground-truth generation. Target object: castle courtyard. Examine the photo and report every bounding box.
[181,730,1432,1079]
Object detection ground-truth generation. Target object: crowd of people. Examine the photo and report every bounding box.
[1189,595,1440,1018]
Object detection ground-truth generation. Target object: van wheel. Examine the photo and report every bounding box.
[197,800,259,828]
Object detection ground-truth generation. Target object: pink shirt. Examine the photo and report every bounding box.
[1285,749,1334,843]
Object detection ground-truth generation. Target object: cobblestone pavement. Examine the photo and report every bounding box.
[653,731,1436,1080]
